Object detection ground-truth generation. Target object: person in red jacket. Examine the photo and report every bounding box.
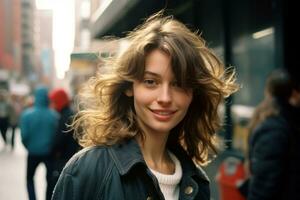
[48,88,80,195]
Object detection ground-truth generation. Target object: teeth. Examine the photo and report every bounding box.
[155,111,172,115]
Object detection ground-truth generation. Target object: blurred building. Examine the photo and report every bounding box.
[67,0,120,96]
[21,0,36,85]
[67,0,93,96]
[0,0,22,89]
[34,9,55,86]
[68,52,100,95]
[1,0,57,95]
[74,0,91,51]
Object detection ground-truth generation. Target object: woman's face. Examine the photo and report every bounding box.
[128,49,193,136]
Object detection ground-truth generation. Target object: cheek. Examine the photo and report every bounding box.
[132,84,157,105]
[178,92,193,109]
[133,90,156,106]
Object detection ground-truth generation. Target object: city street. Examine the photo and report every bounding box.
[0,129,46,200]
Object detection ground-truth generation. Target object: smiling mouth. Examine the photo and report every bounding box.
[151,110,175,115]
[150,109,177,120]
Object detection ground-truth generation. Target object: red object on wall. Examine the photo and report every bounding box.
[215,157,247,200]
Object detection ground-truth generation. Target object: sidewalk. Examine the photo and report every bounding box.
[0,129,46,200]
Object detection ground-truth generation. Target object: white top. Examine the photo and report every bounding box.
[149,152,183,200]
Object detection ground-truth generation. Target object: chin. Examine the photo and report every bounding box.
[150,123,177,134]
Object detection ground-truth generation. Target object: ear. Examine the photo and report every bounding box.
[125,88,133,97]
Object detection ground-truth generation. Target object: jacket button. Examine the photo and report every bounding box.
[184,186,193,195]
[146,197,153,200]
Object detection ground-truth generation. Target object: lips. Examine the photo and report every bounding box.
[152,110,175,115]
[150,109,177,121]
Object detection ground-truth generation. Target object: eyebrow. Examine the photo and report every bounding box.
[144,71,161,78]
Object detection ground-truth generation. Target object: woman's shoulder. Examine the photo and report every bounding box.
[53,146,115,199]
[62,145,113,176]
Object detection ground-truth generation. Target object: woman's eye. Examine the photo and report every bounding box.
[143,79,157,87]
[171,81,179,87]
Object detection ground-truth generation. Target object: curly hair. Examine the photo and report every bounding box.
[72,12,238,165]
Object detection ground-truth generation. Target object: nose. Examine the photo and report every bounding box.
[157,84,172,105]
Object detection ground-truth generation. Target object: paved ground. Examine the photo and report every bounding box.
[0,129,46,200]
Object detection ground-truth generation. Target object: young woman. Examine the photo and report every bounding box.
[52,13,237,200]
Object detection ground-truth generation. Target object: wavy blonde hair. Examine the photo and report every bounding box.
[73,12,238,165]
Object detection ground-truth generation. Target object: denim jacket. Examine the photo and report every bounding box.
[52,138,210,200]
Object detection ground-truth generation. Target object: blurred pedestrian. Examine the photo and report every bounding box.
[48,88,80,193]
[0,89,11,150]
[52,12,238,200]
[247,69,300,199]
[8,94,23,151]
[20,86,59,200]
[23,95,34,109]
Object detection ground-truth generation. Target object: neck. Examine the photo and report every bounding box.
[136,133,174,174]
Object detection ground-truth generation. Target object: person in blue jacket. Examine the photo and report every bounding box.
[20,86,59,200]
[52,12,238,200]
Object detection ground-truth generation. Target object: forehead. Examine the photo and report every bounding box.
[144,49,174,78]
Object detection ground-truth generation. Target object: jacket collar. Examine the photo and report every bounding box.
[169,143,210,182]
[108,138,146,175]
[109,138,209,182]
